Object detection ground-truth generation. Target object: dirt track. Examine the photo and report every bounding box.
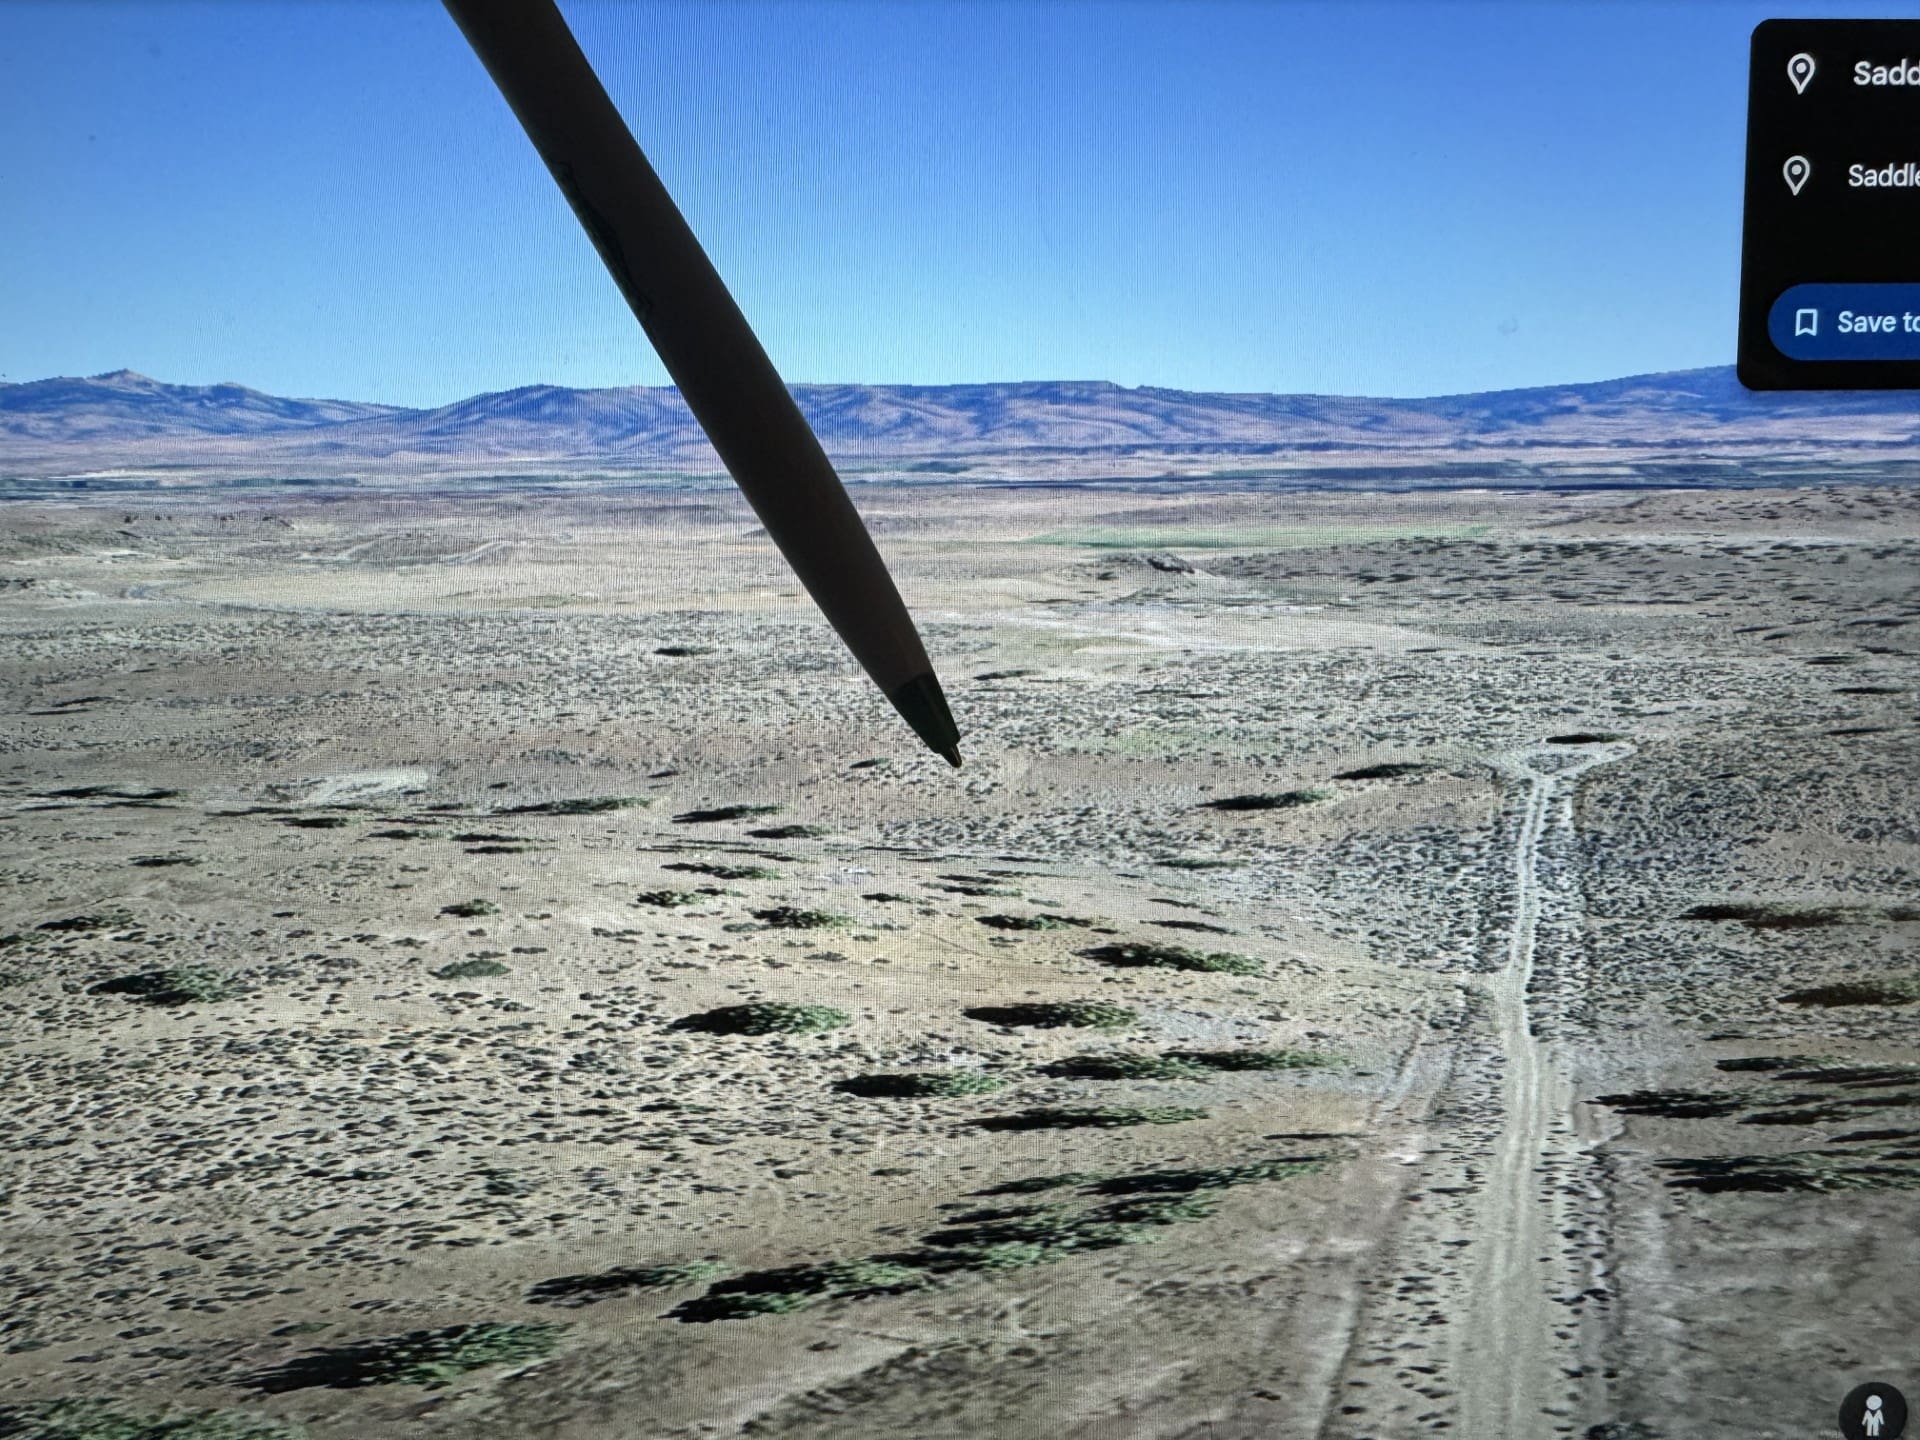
[1454,745,1628,1436]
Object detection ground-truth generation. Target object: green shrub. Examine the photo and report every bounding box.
[1659,1149,1920,1193]
[1085,943,1262,976]
[671,1291,816,1321]
[1168,1048,1341,1071]
[964,1001,1138,1030]
[439,899,499,919]
[746,1260,930,1297]
[42,784,176,802]
[672,804,781,824]
[1691,901,1920,929]
[249,1321,567,1392]
[1778,975,1920,1007]
[1592,1090,1752,1119]
[632,890,702,908]
[1759,1062,1920,1086]
[976,914,1093,931]
[1684,901,1858,929]
[631,1259,730,1287]
[528,1259,728,1307]
[664,862,778,880]
[500,797,647,815]
[748,825,827,840]
[672,1003,851,1035]
[671,1260,929,1322]
[835,1071,1007,1098]
[935,1203,1056,1224]
[1092,1157,1329,1194]
[37,910,138,934]
[752,907,850,930]
[922,1210,1160,1254]
[975,1106,1207,1131]
[1039,1054,1211,1080]
[976,1171,1109,1196]
[1714,1055,1834,1073]
[89,966,245,1006]
[431,959,508,980]
[1093,1194,1220,1225]
[1201,790,1330,811]
[1332,762,1431,781]
[916,1241,1065,1272]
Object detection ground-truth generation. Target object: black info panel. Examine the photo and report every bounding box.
[1738,18,1920,391]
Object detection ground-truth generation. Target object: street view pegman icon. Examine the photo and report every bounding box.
[1783,155,1811,195]
[1839,1381,1908,1440]
[1788,51,1817,92]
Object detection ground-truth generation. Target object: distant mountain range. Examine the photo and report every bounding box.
[2,367,1915,484]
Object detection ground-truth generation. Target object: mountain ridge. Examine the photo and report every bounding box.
[3,366,1915,480]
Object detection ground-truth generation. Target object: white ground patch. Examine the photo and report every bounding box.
[286,768,439,806]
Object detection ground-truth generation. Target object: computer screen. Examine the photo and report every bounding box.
[1,4,1916,1439]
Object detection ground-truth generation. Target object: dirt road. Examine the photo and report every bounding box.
[1454,744,1627,1435]
[1314,741,1628,1439]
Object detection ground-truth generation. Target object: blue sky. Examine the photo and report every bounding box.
[2,0,1905,406]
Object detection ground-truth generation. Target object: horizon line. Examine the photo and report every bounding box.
[5,362,1743,414]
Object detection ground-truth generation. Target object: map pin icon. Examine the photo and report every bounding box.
[1788,52,1816,93]
[1783,155,1811,196]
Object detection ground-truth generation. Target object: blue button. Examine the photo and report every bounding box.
[1769,284,1920,360]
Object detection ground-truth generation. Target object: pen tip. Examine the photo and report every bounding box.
[888,670,962,769]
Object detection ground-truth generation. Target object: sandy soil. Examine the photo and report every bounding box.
[2,481,1917,1439]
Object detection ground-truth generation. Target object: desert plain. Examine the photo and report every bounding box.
[2,478,1917,1440]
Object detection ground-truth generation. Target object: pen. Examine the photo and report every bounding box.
[441,0,962,767]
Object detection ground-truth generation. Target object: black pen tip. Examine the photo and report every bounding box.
[888,670,961,768]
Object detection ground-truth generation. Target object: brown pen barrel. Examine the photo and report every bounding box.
[441,0,958,761]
